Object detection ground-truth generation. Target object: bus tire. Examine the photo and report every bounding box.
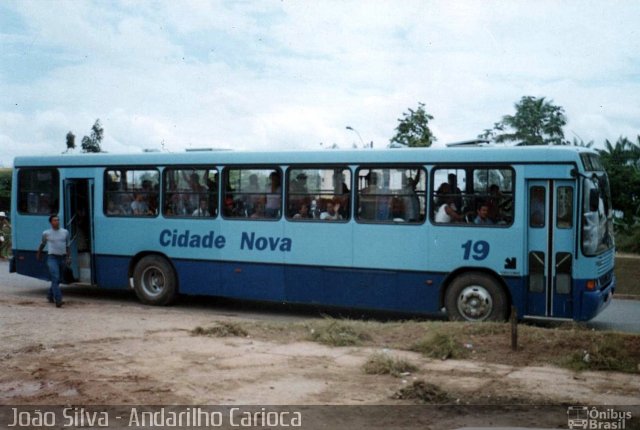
[133,255,177,306]
[445,272,508,322]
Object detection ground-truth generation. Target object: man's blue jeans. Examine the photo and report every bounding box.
[46,255,65,304]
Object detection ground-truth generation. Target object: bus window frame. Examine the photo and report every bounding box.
[17,167,60,216]
[103,167,160,218]
[355,165,427,225]
[221,165,283,221]
[285,165,352,223]
[429,164,515,228]
[162,166,219,219]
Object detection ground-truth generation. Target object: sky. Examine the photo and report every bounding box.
[1,0,639,166]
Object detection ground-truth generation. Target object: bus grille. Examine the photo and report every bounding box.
[598,270,613,289]
[596,251,614,277]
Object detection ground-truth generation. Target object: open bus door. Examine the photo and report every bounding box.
[526,179,576,318]
[64,179,95,284]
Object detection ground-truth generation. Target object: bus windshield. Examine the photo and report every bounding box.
[582,172,614,256]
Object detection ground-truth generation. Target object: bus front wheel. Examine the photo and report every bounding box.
[133,255,177,305]
[445,273,508,322]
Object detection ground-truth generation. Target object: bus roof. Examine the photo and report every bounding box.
[13,145,598,169]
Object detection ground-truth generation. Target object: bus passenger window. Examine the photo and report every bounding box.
[223,167,281,220]
[357,167,425,224]
[286,167,351,221]
[163,168,217,218]
[18,168,60,215]
[104,169,159,217]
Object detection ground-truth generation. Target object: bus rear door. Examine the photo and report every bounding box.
[526,179,576,318]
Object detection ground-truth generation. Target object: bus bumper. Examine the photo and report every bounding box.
[578,274,616,321]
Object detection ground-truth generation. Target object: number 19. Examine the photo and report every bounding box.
[462,240,490,260]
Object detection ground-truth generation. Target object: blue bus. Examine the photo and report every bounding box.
[9,146,615,321]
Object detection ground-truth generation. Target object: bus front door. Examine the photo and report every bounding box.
[64,179,94,284]
[526,180,576,318]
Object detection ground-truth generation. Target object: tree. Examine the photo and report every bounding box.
[479,96,567,145]
[598,136,640,221]
[81,119,104,153]
[65,131,76,153]
[389,102,436,148]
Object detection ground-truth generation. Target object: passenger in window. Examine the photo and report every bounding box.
[391,196,405,221]
[192,198,211,217]
[434,183,463,223]
[250,201,266,219]
[106,199,121,215]
[402,176,420,222]
[448,174,463,211]
[289,173,308,217]
[337,173,350,219]
[265,171,281,218]
[245,174,262,215]
[474,202,494,225]
[131,193,149,215]
[293,203,311,219]
[359,172,379,220]
[320,200,342,221]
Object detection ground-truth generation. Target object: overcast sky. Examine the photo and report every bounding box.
[1,0,639,166]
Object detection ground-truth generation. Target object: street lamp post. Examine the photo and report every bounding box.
[346,126,366,148]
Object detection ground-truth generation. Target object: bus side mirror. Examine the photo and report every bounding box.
[589,189,599,212]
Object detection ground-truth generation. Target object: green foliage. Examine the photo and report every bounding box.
[480,96,567,145]
[65,131,76,152]
[81,119,104,153]
[0,168,11,212]
[598,136,640,222]
[562,336,637,373]
[389,102,436,147]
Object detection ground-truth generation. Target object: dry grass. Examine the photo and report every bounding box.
[306,318,372,347]
[362,352,418,377]
[392,380,451,404]
[191,322,248,338]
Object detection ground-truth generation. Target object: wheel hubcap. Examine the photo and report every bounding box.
[141,266,165,297]
[457,285,493,321]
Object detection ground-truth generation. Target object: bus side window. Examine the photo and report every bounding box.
[287,167,351,221]
[223,167,281,220]
[104,169,159,217]
[18,168,60,215]
[163,168,217,218]
[357,167,425,224]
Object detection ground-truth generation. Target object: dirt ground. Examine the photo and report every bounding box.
[1,278,639,429]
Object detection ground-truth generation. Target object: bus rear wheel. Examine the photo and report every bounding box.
[133,255,177,305]
[445,273,508,322]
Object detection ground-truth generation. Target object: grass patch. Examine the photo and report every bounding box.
[615,255,640,296]
[561,336,638,373]
[362,353,418,377]
[191,322,248,338]
[411,332,469,360]
[307,318,372,347]
[392,380,451,404]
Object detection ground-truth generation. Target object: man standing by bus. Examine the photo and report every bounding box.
[36,215,70,308]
